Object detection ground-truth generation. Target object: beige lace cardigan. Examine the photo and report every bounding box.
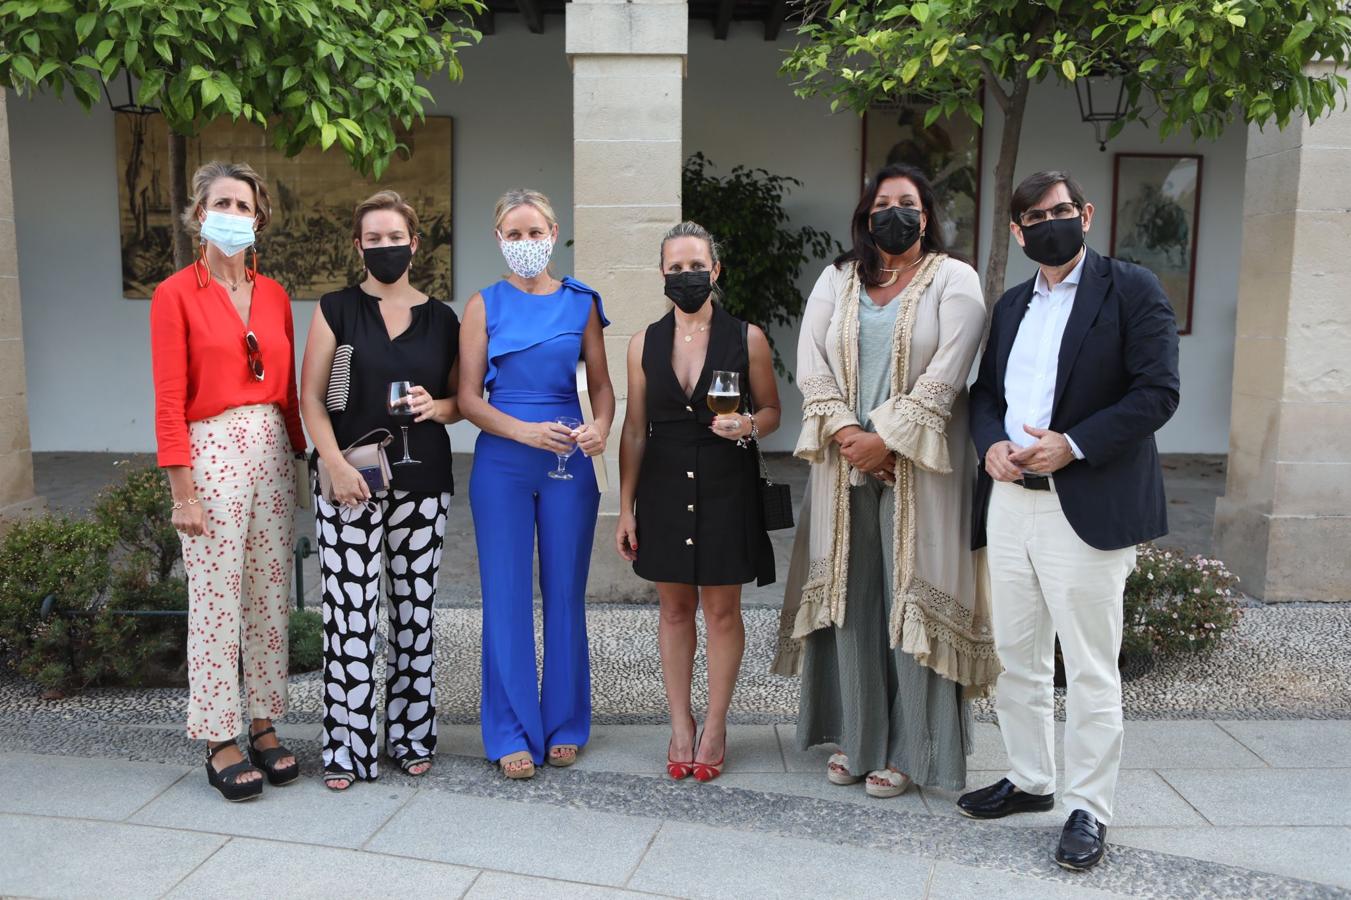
[772,255,1001,695]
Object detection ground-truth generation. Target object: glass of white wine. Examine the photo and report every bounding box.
[707,370,742,431]
[548,416,583,480]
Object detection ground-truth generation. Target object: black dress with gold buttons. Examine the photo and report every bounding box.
[633,304,774,587]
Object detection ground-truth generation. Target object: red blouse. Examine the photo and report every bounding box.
[150,265,306,467]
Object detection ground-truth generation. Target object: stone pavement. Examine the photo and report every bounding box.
[2,718,1349,898]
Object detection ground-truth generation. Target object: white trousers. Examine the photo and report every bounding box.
[986,479,1136,824]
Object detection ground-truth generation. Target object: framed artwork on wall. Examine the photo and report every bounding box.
[114,114,453,301]
[862,90,983,264]
[1110,153,1202,334]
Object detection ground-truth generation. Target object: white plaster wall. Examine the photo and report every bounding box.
[9,18,571,454]
[10,17,1239,454]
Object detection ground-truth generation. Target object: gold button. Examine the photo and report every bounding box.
[685,538,694,546]
[685,405,693,412]
[686,471,694,479]
[687,504,694,512]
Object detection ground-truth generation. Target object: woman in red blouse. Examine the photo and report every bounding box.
[150,161,307,802]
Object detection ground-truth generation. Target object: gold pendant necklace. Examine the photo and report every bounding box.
[878,251,926,288]
[209,267,242,292]
[677,320,709,343]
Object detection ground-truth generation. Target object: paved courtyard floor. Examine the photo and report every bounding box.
[2,717,1349,898]
[6,452,1347,897]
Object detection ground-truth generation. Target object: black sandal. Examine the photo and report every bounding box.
[398,756,432,776]
[248,726,300,786]
[323,769,356,791]
[206,742,264,802]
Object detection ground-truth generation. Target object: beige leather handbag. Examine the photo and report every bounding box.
[315,429,394,503]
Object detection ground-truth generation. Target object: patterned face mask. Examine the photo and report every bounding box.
[498,233,554,279]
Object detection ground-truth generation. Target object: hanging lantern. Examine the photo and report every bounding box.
[103,71,159,116]
[1074,70,1128,152]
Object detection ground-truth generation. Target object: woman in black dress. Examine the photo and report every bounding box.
[616,221,780,782]
[300,190,460,790]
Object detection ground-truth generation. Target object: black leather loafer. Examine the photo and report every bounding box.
[956,778,1056,819]
[1055,809,1107,870]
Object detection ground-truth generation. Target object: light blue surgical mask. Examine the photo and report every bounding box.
[200,210,256,258]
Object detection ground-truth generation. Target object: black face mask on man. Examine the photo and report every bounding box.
[664,270,714,314]
[869,206,922,255]
[363,244,413,284]
[1019,216,1085,268]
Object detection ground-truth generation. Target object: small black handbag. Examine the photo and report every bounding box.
[740,322,794,531]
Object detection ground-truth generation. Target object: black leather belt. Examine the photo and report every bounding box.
[1015,474,1052,491]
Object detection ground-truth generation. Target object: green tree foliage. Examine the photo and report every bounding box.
[682,153,839,374]
[782,0,1351,301]
[0,0,482,174]
[1,0,483,266]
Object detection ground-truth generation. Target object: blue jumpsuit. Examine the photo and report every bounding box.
[470,277,606,765]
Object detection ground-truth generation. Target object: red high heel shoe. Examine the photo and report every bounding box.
[666,715,697,780]
[691,730,725,783]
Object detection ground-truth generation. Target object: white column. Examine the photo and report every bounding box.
[0,90,41,524]
[1214,61,1351,601]
[567,0,687,599]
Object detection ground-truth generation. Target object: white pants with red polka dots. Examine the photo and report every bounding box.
[180,404,296,742]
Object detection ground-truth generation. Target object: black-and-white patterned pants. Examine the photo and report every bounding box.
[315,488,450,780]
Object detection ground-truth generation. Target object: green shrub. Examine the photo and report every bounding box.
[288,608,324,674]
[1122,544,1242,662]
[0,516,118,692]
[93,465,181,583]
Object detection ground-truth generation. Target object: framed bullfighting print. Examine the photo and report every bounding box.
[1110,153,1202,334]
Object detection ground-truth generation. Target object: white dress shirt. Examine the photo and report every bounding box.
[1003,252,1087,462]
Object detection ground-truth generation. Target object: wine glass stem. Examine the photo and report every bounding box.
[401,425,412,462]
[556,456,567,476]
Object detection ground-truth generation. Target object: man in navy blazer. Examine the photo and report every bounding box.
[956,172,1179,871]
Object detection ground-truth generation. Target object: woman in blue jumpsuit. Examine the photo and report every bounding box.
[458,189,615,779]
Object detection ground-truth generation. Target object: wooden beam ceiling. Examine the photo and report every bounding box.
[516,0,544,34]
[713,0,736,39]
[763,0,787,40]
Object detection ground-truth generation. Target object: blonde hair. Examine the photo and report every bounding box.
[493,189,558,232]
[351,190,421,242]
[659,220,721,268]
[181,160,272,236]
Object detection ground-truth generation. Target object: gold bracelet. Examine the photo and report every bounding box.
[171,498,199,511]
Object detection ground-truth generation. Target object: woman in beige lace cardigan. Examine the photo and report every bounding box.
[773,165,1001,796]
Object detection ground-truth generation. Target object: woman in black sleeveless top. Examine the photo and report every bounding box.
[616,222,780,783]
[300,191,460,790]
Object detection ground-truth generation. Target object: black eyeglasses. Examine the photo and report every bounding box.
[1019,201,1081,228]
[244,331,264,382]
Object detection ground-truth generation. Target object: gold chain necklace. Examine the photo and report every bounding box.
[877,251,926,288]
[209,266,244,293]
[676,316,711,344]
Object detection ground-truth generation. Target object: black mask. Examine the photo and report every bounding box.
[664,270,714,314]
[363,244,413,284]
[869,206,922,255]
[1019,216,1085,267]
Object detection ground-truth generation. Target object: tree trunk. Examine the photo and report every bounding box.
[168,131,191,271]
[981,75,1031,307]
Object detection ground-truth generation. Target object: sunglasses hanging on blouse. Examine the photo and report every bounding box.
[245,330,264,382]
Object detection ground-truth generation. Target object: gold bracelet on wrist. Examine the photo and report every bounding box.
[171,498,199,511]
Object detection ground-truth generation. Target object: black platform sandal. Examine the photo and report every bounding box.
[206,742,264,802]
[398,756,432,776]
[248,726,300,786]
[323,769,356,791]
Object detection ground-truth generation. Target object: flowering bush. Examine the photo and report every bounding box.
[1122,544,1242,662]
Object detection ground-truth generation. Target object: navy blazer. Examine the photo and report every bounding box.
[969,248,1181,552]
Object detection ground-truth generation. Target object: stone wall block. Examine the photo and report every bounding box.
[1236,212,1296,283]
[583,266,667,334]
[1262,515,1351,601]
[1246,118,1304,161]
[1272,461,1351,517]
[603,333,635,401]
[573,56,683,79]
[575,73,683,142]
[1283,320,1351,403]
[0,395,32,454]
[1212,496,1270,592]
[1233,267,1291,340]
[0,339,26,400]
[1220,446,1275,508]
[1295,147,1351,212]
[1292,211,1351,276]
[1240,148,1301,218]
[574,140,682,208]
[0,218,17,276]
[0,449,36,509]
[1274,401,1351,463]
[0,276,20,340]
[0,94,8,165]
[566,3,688,56]
[1229,336,1286,402]
[573,204,681,273]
